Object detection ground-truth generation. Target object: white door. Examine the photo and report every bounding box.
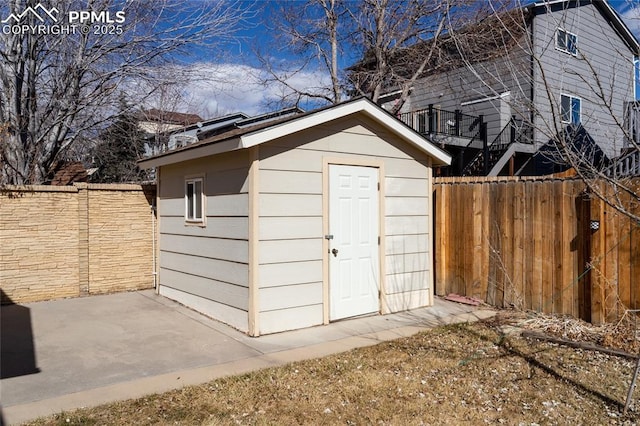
[329,164,380,320]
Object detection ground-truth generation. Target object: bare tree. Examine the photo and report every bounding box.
[254,0,351,109]
[0,0,252,185]
[347,0,475,114]
[445,0,640,221]
[256,0,467,114]
[347,0,640,223]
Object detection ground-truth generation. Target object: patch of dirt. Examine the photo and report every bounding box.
[488,309,640,354]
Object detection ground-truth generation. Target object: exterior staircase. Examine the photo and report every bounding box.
[461,117,533,176]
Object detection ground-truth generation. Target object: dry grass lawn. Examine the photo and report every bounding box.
[28,314,640,425]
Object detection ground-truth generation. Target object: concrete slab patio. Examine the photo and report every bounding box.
[0,290,495,425]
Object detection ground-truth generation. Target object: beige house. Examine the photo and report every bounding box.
[137,109,203,135]
[139,98,451,336]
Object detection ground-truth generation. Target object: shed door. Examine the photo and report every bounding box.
[329,164,380,320]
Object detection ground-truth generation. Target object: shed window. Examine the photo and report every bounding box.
[561,94,581,124]
[185,178,204,223]
[556,29,577,55]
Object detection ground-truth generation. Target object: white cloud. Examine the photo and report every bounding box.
[162,62,334,119]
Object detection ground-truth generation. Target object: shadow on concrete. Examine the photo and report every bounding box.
[1,289,40,380]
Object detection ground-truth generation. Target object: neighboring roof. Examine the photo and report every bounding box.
[350,0,639,86]
[50,162,96,185]
[533,124,610,175]
[160,107,305,143]
[138,98,452,169]
[174,112,249,134]
[194,107,304,140]
[349,6,532,84]
[234,106,304,128]
[137,109,202,126]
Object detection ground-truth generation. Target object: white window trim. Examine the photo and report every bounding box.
[184,176,205,225]
[556,28,577,56]
[560,93,582,124]
[634,56,640,101]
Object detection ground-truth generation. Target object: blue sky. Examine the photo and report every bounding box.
[614,0,640,32]
[165,0,351,117]
[158,0,640,119]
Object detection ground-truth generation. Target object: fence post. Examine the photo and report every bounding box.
[575,191,591,322]
[433,182,445,296]
[454,109,461,136]
[76,183,90,296]
[589,188,606,324]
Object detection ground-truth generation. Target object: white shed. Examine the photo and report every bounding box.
[139,98,451,336]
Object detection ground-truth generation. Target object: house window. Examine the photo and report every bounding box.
[556,29,577,55]
[561,94,581,124]
[185,178,204,223]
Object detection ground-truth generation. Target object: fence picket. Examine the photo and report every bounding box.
[434,176,639,324]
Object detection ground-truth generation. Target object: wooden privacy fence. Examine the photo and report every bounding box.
[433,176,640,324]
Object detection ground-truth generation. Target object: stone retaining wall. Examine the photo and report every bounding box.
[1,184,156,304]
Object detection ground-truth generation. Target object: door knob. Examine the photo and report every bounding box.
[331,248,339,257]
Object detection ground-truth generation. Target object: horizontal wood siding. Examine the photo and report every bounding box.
[161,234,248,263]
[159,286,247,332]
[160,269,248,310]
[259,282,323,312]
[259,169,322,194]
[259,239,323,264]
[259,304,324,335]
[406,41,532,143]
[385,157,431,310]
[158,152,251,331]
[160,216,248,239]
[258,193,321,217]
[533,3,634,156]
[385,290,430,313]
[257,115,434,333]
[259,217,322,240]
[260,261,323,288]
[385,216,429,235]
[257,154,324,331]
[161,252,248,287]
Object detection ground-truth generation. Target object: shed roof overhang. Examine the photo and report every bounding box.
[138,98,452,169]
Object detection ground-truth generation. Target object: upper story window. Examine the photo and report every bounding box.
[561,94,581,124]
[556,28,577,55]
[185,177,204,224]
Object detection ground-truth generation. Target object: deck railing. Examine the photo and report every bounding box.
[398,105,483,139]
[606,149,640,178]
[461,116,534,176]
